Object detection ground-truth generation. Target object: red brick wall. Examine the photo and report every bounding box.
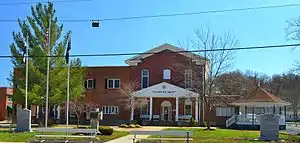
[0,88,9,121]
[85,66,131,121]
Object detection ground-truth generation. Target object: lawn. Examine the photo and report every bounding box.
[149,128,300,143]
[0,130,128,142]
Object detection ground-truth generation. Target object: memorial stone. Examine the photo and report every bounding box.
[15,108,32,132]
[259,114,280,141]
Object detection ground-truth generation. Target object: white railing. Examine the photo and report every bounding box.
[236,114,285,125]
[226,115,236,127]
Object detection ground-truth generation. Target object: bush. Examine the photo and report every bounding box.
[119,124,129,128]
[135,124,142,128]
[189,117,197,127]
[99,126,113,135]
[131,120,138,124]
[128,124,136,128]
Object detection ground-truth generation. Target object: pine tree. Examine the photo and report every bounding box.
[9,2,85,107]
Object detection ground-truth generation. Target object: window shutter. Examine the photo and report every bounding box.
[84,80,87,88]
[93,79,96,89]
[105,79,107,89]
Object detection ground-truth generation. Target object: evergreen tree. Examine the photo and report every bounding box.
[9,2,85,107]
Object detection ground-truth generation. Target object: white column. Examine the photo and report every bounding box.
[57,105,60,120]
[175,97,179,121]
[36,105,39,119]
[195,98,199,121]
[130,97,134,121]
[149,97,153,121]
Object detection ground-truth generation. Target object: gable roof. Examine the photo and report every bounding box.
[230,87,291,106]
[125,43,206,66]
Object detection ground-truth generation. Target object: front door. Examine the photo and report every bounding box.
[161,101,172,121]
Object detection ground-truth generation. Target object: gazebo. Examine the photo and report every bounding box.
[226,87,291,130]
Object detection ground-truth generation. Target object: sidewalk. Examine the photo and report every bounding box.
[105,134,149,143]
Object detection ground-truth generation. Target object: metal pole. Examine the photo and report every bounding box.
[66,55,70,127]
[25,34,29,109]
[45,2,51,127]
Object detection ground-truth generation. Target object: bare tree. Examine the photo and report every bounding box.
[119,80,146,123]
[178,27,239,130]
[69,96,96,127]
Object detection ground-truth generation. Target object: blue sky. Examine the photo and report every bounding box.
[0,0,300,86]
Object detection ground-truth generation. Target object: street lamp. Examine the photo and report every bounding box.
[92,20,100,27]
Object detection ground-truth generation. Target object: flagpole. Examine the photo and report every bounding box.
[25,34,29,109]
[66,35,70,127]
[45,2,51,128]
[66,56,70,127]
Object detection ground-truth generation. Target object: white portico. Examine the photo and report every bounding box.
[131,82,199,122]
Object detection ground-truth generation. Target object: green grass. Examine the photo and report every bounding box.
[0,130,128,142]
[148,128,300,143]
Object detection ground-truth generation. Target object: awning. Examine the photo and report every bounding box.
[132,82,199,98]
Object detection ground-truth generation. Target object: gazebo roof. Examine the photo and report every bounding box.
[230,87,291,106]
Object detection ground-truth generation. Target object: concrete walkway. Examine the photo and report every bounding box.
[105,126,170,143]
[286,126,300,135]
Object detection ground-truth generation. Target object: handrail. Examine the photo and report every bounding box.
[226,115,236,127]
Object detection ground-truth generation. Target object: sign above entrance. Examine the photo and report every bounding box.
[152,85,176,94]
[132,82,198,98]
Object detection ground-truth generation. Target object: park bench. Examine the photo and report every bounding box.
[130,130,192,143]
[35,128,98,143]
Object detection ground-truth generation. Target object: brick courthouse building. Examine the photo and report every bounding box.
[83,43,208,125]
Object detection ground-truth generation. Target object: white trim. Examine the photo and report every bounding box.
[107,79,120,89]
[86,79,94,89]
[195,98,198,121]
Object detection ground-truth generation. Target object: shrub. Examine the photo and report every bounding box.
[135,124,142,128]
[119,124,129,128]
[128,124,136,128]
[131,120,138,124]
[189,117,197,127]
[99,126,113,135]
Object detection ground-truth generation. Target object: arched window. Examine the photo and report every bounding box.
[163,69,171,80]
[141,69,149,88]
[184,99,192,116]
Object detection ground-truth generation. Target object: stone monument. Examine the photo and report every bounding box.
[259,114,280,141]
[15,108,32,132]
[90,108,100,130]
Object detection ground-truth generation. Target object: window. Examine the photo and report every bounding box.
[216,107,235,117]
[102,106,119,115]
[86,79,95,89]
[185,70,192,89]
[107,79,120,89]
[184,99,192,115]
[141,104,148,115]
[141,69,149,88]
[163,69,171,80]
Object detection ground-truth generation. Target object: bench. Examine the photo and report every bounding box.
[130,131,192,143]
[35,128,98,143]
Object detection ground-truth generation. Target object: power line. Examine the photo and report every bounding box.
[0,0,94,6]
[2,43,299,58]
[1,3,300,23]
